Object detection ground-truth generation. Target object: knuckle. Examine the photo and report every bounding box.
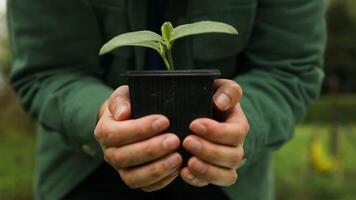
[117,85,125,90]
[93,123,102,141]
[207,124,220,138]
[102,128,115,142]
[239,147,245,160]
[149,165,163,180]
[229,82,241,93]
[119,171,137,189]
[228,172,238,186]
[241,122,249,135]
[222,79,235,86]
[117,85,129,93]
[113,85,128,96]
[94,121,111,142]
[224,83,242,103]
[230,149,244,167]
[232,136,241,147]
[108,101,117,114]
[116,87,129,100]
[110,85,129,105]
[144,142,158,158]
[205,146,219,163]
[137,118,158,137]
[234,124,248,143]
[113,151,128,168]
[135,120,151,137]
[220,124,236,140]
[136,126,147,139]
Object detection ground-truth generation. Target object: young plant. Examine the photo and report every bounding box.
[99,21,238,70]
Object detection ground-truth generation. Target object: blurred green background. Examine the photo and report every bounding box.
[0,0,356,199]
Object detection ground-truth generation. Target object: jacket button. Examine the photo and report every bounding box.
[81,144,97,157]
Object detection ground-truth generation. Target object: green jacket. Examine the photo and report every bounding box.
[8,0,326,199]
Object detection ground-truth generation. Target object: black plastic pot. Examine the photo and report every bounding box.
[122,69,221,162]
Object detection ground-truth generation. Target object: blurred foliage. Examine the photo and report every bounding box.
[0,86,35,133]
[0,130,35,200]
[324,0,356,93]
[274,125,356,200]
[0,36,10,76]
[310,136,339,174]
[0,12,10,76]
[0,11,35,200]
[305,95,356,123]
[0,12,34,134]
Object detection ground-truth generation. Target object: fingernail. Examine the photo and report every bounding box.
[152,118,166,132]
[186,172,195,180]
[187,138,202,151]
[115,104,127,119]
[193,159,207,173]
[165,154,181,169]
[215,93,230,110]
[163,135,178,150]
[191,123,207,134]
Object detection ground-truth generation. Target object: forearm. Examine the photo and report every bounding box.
[236,0,326,165]
[8,0,113,151]
[10,66,113,152]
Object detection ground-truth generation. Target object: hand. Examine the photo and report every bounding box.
[94,85,183,192]
[180,79,249,187]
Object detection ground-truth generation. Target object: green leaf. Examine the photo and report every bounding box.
[99,31,163,55]
[172,21,238,42]
[161,22,174,43]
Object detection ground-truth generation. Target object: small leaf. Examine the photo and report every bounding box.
[128,41,163,53]
[99,31,163,55]
[161,22,174,43]
[172,21,238,42]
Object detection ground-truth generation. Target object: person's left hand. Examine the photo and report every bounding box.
[180,79,249,187]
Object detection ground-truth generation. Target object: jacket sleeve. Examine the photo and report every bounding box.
[237,0,326,165]
[8,0,113,152]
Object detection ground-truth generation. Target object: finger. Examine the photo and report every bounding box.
[213,79,242,111]
[183,135,244,169]
[189,116,248,146]
[108,85,131,121]
[188,157,238,187]
[95,114,169,147]
[119,153,182,189]
[180,167,209,187]
[141,170,180,192]
[224,104,249,125]
[104,134,180,168]
[98,100,110,118]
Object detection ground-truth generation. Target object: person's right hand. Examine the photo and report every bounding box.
[94,85,183,192]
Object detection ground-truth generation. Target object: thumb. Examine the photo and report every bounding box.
[108,85,131,121]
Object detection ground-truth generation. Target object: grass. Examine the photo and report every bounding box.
[274,125,356,200]
[0,125,355,200]
[0,130,35,200]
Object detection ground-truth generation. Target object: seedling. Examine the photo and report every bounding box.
[100,21,238,70]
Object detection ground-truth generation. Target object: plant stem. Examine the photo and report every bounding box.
[167,49,174,70]
[162,54,171,70]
